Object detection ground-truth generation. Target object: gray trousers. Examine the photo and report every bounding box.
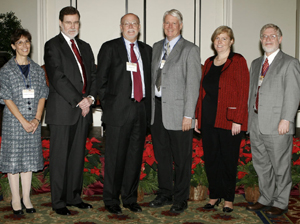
[250,113,292,210]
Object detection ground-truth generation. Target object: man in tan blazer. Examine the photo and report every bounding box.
[247,24,300,217]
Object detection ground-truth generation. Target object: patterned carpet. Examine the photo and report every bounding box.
[0,193,299,224]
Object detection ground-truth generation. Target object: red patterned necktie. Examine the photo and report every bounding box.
[70,39,87,94]
[130,43,143,102]
[255,58,269,111]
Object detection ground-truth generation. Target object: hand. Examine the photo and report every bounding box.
[21,120,34,133]
[278,119,290,135]
[231,123,241,136]
[194,119,201,133]
[30,119,39,134]
[78,97,92,110]
[182,117,192,132]
[81,106,90,117]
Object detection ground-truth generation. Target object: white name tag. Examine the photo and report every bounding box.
[160,60,166,69]
[23,89,34,98]
[126,62,137,72]
[258,76,264,86]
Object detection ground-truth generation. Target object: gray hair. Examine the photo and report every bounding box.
[163,9,183,24]
[260,23,282,38]
[120,13,140,25]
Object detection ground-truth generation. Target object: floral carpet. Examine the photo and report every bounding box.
[0,193,299,224]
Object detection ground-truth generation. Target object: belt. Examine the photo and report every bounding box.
[131,98,145,103]
[155,96,161,101]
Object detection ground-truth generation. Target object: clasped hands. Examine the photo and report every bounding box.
[78,97,93,117]
[22,119,39,134]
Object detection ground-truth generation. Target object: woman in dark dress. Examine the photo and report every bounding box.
[195,26,249,212]
[0,29,48,214]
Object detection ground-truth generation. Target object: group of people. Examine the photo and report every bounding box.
[0,6,299,220]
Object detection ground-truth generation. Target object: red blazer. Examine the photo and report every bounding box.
[195,52,249,131]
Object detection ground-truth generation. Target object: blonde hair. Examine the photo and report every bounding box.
[211,26,235,43]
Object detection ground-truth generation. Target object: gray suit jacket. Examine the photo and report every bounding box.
[151,38,201,130]
[248,50,300,135]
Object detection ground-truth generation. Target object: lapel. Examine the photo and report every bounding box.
[262,50,282,84]
[153,40,164,73]
[252,57,263,91]
[166,37,184,63]
[117,37,130,64]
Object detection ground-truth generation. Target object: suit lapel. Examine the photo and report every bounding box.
[166,37,184,63]
[262,51,283,84]
[153,40,164,72]
[117,37,129,64]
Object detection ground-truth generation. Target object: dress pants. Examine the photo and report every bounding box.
[49,116,89,209]
[103,100,146,206]
[151,97,193,203]
[201,122,242,202]
[250,113,292,210]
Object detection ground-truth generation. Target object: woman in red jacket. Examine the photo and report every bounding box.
[195,26,249,213]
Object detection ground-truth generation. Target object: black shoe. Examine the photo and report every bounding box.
[223,207,233,213]
[123,202,142,212]
[11,201,24,215]
[170,201,188,213]
[67,202,93,209]
[203,198,222,210]
[149,195,173,208]
[21,198,36,213]
[105,204,122,214]
[53,207,71,215]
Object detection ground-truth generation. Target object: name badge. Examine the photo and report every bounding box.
[126,62,137,72]
[23,89,34,98]
[258,76,264,86]
[160,60,166,69]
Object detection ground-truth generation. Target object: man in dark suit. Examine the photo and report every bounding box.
[44,6,96,215]
[247,24,300,217]
[149,9,201,214]
[96,13,152,214]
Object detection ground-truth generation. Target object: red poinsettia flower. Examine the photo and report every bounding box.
[44,161,49,166]
[42,149,50,159]
[240,139,246,148]
[293,158,300,166]
[83,168,89,172]
[88,147,101,155]
[237,171,248,179]
[145,134,152,143]
[84,157,89,163]
[90,167,100,176]
[42,139,50,149]
[85,140,93,151]
[191,170,195,174]
[292,145,300,154]
[90,137,101,143]
[143,144,157,166]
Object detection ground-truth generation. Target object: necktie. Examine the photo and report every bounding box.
[70,39,87,94]
[130,43,143,102]
[255,58,269,111]
[155,42,170,91]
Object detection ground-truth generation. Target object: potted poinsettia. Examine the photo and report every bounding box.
[190,138,208,201]
[291,138,300,194]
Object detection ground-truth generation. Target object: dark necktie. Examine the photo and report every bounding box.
[255,58,269,111]
[70,39,87,94]
[155,43,170,91]
[130,43,143,102]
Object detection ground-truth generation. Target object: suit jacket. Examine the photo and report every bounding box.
[195,52,249,131]
[44,33,96,125]
[248,50,300,135]
[151,38,201,130]
[96,37,152,127]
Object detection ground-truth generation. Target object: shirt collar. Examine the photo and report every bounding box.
[165,35,181,51]
[264,48,280,65]
[123,37,138,49]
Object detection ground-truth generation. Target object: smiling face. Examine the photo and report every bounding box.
[260,27,282,56]
[59,14,80,39]
[11,36,31,58]
[163,14,182,41]
[213,32,233,54]
[120,14,140,42]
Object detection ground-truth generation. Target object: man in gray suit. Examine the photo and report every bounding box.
[149,9,201,214]
[247,24,300,217]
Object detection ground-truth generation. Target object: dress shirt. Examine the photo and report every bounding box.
[155,35,181,97]
[123,38,145,98]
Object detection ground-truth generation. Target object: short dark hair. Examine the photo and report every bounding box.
[11,29,32,44]
[59,6,80,22]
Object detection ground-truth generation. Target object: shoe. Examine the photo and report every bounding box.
[223,207,233,213]
[246,202,269,211]
[203,198,221,210]
[105,204,122,214]
[149,195,173,208]
[265,206,287,217]
[170,201,188,213]
[53,207,71,215]
[67,202,92,209]
[123,202,142,212]
[11,201,24,215]
[21,198,36,213]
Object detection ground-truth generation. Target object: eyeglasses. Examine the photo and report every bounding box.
[63,21,80,26]
[122,22,139,27]
[261,34,277,40]
[15,40,31,46]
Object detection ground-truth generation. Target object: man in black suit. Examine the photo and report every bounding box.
[44,6,96,215]
[96,13,152,214]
